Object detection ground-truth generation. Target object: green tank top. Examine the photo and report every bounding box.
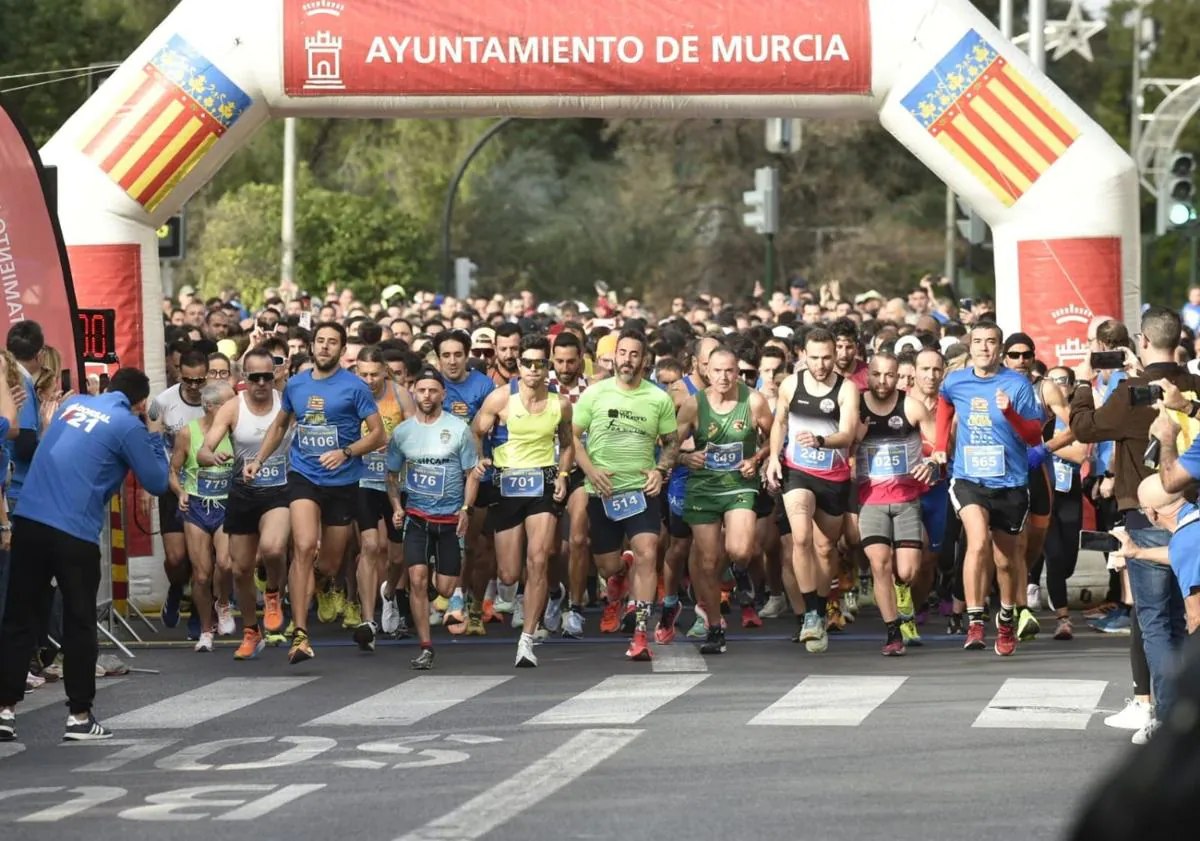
[182,418,234,500]
[687,382,758,497]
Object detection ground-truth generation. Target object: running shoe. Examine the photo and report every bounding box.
[510,595,526,630]
[1097,611,1132,635]
[1105,697,1152,731]
[316,587,339,624]
[700,625,727,655]
[599,600,623,634]
[963,622,986,650]
[464,603,487,637]
[995,621,1017,656]
[263,591,284,634]
[411,647,435,670]
[1083,601,1119,620]
[341,601,363,631]
[799,610,823,643]
[1017,607,1040,641]
[900,619,923,647]
[842,588,859,620]
[562,607,585,639]
[394,616,412,640]
[445,592,467,635]
[0,710,14,742]
[288,630,314,664]
[687,604,709,639]
[1026,583,1042,610]
[825,600,847,633]
[25,672,45,692]
[380,583,400,636]
[1053,616,1074,640]
[187,611,201,641]
[515,635,538,668]
[255,564,268,593]
[895,582,915,619]
[946,613,966,636]
[194,631,214,653]
[162,585,182,628]
[881,638,906,657]
[543,588,564,633]
[1132,719,1160,745]
[805,622,829,654]
[265,630,288,647]
[482,599,501,624]
[625,629,652,661]
[353,620,378,652]
[63,714,112,742]
[234,627,265,660]
[741,604,763,628]
[858,575,876,607]
[494,582,518,615]
[656,601,682,644]
[619,603,636,634]
[759,593,788,619]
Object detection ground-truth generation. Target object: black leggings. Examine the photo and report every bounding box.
[1033,486,1083,610]
[1131,606,1151,697]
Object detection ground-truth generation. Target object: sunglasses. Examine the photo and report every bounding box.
[246,372,274,384]
[471,348,494,358]
[1049,376,1070,386]
[272,356,287,367]
[520,357,549,371]
[1006,351,1035,361]
[181,377,206,386]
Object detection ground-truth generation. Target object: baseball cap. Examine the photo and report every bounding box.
[381,284,406,306]
[179,285,196,297]
[471,327,496,348]
[596,334,617,357]
[414,366,445,388]
[894,335,924,355]
[771,325,795,339]
[1003,332,1036,351]
[854,290,885,305]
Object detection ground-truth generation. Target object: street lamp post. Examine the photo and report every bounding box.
[441,117,515,294]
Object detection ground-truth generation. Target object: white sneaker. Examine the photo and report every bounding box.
[429,605,443,626]
[380,582,400,635]
[25,672,45,692]
[562,608,584,639]
[511,595,525,629]
[759,594,788,619]
[543,588,564,632]
[194,631,214,653]
[1104,697,1153,731]
[1131,719,1160,745]
[216,602,235,636]
[515,634,538,668]
[495,582,517,615]
[1026,583,1042,610]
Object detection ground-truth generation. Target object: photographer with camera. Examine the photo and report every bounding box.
[1071,305,1200,743]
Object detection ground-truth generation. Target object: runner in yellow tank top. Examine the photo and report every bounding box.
[353,347,415,651]
[474,334,575,668]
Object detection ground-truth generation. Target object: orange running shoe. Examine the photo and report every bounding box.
[625,629,652,661]
[600,600,622,633]
[263,591,284,634]
[234,627,265,660]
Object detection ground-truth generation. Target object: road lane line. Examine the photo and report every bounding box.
[525,674,707,726]
[106,678,315,729]
[305,676,511,727]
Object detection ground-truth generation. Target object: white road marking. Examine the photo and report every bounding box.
[650,642,708,673]
[305,676,511,727]
[973,678,1109,730]
[525,674,707,726]
[749,675,909,726]
[106,678,315,730]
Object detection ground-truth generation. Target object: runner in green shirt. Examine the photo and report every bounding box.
[572,330,679,661]
[675,348,774,655]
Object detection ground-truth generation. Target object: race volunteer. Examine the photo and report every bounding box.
[855,352,936,656]
[354,346,414,652]
[572,329,679,661]
[198,348,291,660]
[385,366,479,671]
[935,322,1044,656]
[474,334,573,668]
[550,330,591,639]
[249,322,384,665]
[674,347,772,656]
[170,382,236,653]
[0,368,169,744]
[148,347,208,628]
[766,327,859,655]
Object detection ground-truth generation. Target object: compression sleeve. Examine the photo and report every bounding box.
[1003,405,1044,446]
[935,396,955,454]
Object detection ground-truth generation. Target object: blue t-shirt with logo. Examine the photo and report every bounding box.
[442,370,494,423]
[281,368,378,487]
[940,367,1042,489]
[386,412,478,521]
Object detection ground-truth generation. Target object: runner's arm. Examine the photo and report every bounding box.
[168,424,188,499]
[674,396,698,450]
[571,423,600,480]
[769,375,796,461]
[907,396,936,448]
[252,408,293,466]
[471,390,503,453]
[934,396,955,455]
[352,412,386,457]
[749,391,774,465]
[824,381,859,450]
[1002,405,1044,445]
[1042,381,1076,452]
[556,397,575,476]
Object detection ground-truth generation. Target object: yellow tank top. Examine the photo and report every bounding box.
[493,390,560,469]
[362,382,406,446]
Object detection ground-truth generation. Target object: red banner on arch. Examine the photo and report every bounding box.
[283,0,872,97]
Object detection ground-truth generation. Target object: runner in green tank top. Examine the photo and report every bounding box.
[675,348,774,656]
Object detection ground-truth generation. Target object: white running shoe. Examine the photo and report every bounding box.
[1026,583,1042,610]
[562,608,584,639]
[194,631,214,653]
[1105,697,1153,731]
[515,634,538,668]
[759,594,788,619]
[380,582,400,635]
[216,602,236,636]
[1131,719,1160,745]
[511,595,525,629]
[494,582,518,614]
[543,588,564,632]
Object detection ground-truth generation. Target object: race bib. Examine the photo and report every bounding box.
[1053,459,1074,493]
[405,463,446,498]
[250,454,287,489]
[365,451,388,479]
[705,442,743,472]
[963,445,1005,479]
[792,443,833,470]
[604,490,647,522]
[865,444,908,479]
[196,466,232,498]
[500,468,545,498]
[297,424,339,458]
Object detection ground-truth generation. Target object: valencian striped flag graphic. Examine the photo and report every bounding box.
[901,30,1079,208]
[77,35,251,213]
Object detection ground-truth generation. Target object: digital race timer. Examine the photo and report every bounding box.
[76,308,118,363]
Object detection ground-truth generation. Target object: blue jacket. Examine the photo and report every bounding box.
[17,391,170,544]
[7,371,40,507]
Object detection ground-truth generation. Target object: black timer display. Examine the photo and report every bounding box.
[76,309,118,363]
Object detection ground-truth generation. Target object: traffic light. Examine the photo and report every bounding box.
[157,212,185,260]
[1157,151,1196,235]
[765,119,803,154]
[742,166,779,235]
[956,195,988,245]
[454,257,478,298]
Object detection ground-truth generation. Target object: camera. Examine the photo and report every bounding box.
[1129,384,1164,407]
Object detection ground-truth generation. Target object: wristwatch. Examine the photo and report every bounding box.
[342,446,353,459]
[815,435,826,449]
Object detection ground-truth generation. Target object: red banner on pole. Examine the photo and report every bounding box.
[0,97,82,374]
[283,0,872,97]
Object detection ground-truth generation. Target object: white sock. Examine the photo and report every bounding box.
[68,713,89,725]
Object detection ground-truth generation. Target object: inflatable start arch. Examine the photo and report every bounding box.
[41,0,1138,599]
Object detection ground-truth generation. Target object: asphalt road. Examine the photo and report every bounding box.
[0,611,1137,841]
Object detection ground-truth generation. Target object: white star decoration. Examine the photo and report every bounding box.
[1045,0,1106,62]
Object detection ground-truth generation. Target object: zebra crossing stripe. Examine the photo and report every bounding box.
[972,678,1108,730]
[748,675,909,726]
[305,676,512,727]
[20,680,124,715]
[525,674,708,726]
[650,642,708,673]
[106,678,316,730]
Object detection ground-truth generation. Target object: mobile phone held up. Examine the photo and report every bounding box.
[1129,384,1164,408]
[1079,530,1122,554]
[1089,351,1125,370]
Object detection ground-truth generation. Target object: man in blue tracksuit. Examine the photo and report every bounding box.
[0,368,170,744]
